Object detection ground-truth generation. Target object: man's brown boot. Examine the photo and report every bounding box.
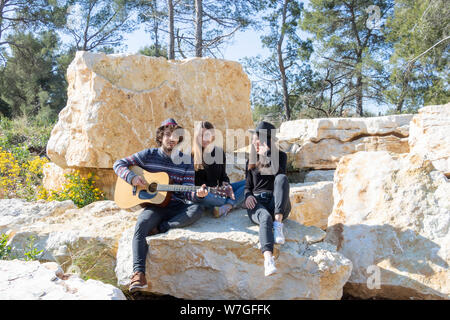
[129,271,148,292]
[148,226,159,236]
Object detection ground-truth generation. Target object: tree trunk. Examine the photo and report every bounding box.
[167,0,175,59]
[176,28,187,59]
[349,1,364,117]
[153,0,160,57]
[396,97,404,113]
[82,0,94,51]
[195,0,203,57]
[356,72,363,116]
[277,0,290,120]
[279,61,290,120]
[396,63,414,113]
[0,0,5,42]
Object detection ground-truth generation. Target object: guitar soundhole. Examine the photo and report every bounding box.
[148,183,158,193]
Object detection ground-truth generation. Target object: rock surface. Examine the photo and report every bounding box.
[0,199,77,235]
[326,151,450,300]
[46,51,254,169]
[1,199,139,285]
[116,209,352,300]
[277,115,412,169]
[289,181,333,230]
[409,103,450,177]
[0,260,125,300]
[225,152,247,182]
[278,115,412,143]
[304,170,335,183]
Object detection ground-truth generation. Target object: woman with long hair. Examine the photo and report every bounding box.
[193,121,246,217]
[244,121,291,276]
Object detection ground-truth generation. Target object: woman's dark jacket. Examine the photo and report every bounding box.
[244,150,287,200]
[194,146,230,187]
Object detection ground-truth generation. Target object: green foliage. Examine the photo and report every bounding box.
[135,0,167,58]
[0,234,13,260]
[0,115,53,201]
[384,106,420,115]
[23,236,44,261]
[0,115,55,157]
[0,115,105,207]
[0,144,50,201]
[39,171,105,208]
[138,45,168,58]
[384,0,449,111]
[0,31,69,119]
[0,234,43,261]
[0,98,11,118]
[65,240,117,285]
[7,144,31,167]
[0,0,446,135]
[0,0,67,46]
[242,0,313,120]
[251,103,283,126]
[300,0,394,116]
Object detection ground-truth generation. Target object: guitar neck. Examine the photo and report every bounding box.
[156,184,211,193]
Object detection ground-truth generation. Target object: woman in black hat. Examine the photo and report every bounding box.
[244,121,291,276]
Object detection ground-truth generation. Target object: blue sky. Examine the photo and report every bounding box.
[112,1,391,115]
[122,19,272,63]
[122,1,298,62]
[122,25,389,115]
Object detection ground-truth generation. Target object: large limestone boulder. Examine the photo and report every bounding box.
[409,103,450,177]
[116,209,352,300]
[47,51,254,169]
[289,181,334,230]
[0,260,125,300]
[225,152,247,182]
[277,115,413,169]
[326,151,450,299]
[0,199,77,235]
[1,199,140,285]
[304,170,335,183]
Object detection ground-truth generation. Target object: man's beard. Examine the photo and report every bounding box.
[162,143,175,153]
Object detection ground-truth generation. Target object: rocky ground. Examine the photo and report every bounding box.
[1,50,449,300]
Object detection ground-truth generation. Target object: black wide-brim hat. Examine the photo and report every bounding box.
[248,121,277,138]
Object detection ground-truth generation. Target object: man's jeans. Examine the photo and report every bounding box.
[132,200,203,273]
[197,180,246,211]
[246,174,291,254]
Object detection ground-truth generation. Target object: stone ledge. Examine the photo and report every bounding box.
[115,209,352,300]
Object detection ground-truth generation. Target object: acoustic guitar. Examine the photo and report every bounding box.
[114,166,232,209]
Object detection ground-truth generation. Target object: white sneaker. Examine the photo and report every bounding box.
[274,221,285,244]
[264,257,277,277]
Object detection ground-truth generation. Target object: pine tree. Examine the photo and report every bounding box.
[385,0,449,112]
[243,0,313,121]
[301,0,394,116]
[0,31,69,118]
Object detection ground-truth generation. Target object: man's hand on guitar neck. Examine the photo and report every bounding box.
[222,182,235,200]
[196,184,208,198]
[131,176,147,187]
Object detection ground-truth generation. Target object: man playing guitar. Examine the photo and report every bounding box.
[113,118,208,293]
